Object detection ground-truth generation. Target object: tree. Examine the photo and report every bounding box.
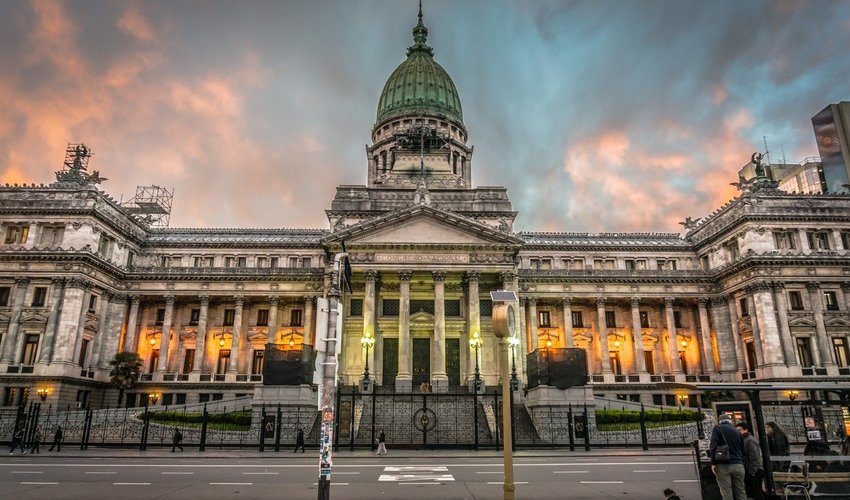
[110,352,143,406]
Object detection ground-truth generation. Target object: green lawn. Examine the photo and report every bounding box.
[597,420,694,431]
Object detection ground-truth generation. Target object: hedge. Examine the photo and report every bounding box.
[596,408,703,425]
[148,410,252,426]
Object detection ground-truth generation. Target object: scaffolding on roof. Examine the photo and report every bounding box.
[122,185,174,228]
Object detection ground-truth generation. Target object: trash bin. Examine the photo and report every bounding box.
[693,439,722,500]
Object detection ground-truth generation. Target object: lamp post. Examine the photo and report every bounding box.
[149,393,160,405]
[361,333,374,382]
[469,331,483,391]
[786,390,799,402]
[508,335,520,391]
[678,393,688,408]
[37,388,49,401]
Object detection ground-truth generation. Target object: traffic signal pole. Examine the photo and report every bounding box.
[317,252,346,500]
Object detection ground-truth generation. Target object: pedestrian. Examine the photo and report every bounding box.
[29,427,43,454]
[765,422,789,456]
[710,413,747,500]
[736,422,764,500]
[171,428,183,452]
[376,428,387,456]
[9,423,27,455]
[294,427,305,453]
[663,488,682,500]
[48,425,62,452]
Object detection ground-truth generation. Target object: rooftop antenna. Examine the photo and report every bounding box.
[780,144,787,165]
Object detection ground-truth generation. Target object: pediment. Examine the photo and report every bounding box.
[20,312,48,323]
[824,312,850,328]
[324,205,523,248]
[411,310,435,323]
[788,316,816,327]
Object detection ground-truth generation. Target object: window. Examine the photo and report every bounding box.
[479,299,493,317]
[88,295,98,313]
[256,257,268,268]
[539,258,552,270]
[625,259,636,270]
[237,256,246,268]
[774,231,797,250]
[290,309,303,326]
[182,349,195,374]
[808,231,830,251]
[175,393,186,405]
[788,291,804,311]
[4,224,29,245]
[639,311,650,328]
[39,225,64,246]
[223,309,235,326]
[678,350,688,374]
[301,257,312,268]
[148,349,159,373]
[97,235,112,257]
[252,350,265,374]
[673,311,682,328]
[204,256,214,267]
[699,256,710,270]
[225,257,235,268]
[538,310,551,327]
[0,286,9,306]
[160,255,171,267]
[833,337,850,367]
[31,287,47,307]
[739,298,749,317]
[644,351,655,374]
[78,338,90,367]
[189,309,200,326]
[155,308,165,326]
[349,299,363,316]
[562,258,584,270]
[127,251,135,267]
[824,291,839,311]
[256,309,269,327]
[635,259,647,270]
[269,257,278,268]
[21,334,39,365]
[410,299,435,315]
[193,256,202,267]
[445,300,461,317]
[652,394,663,406]
[605,310,616,328]
[288,257,298,268]
[657,259,677,270]
[724,240,739,260]
[610,352,622,375]
[216,350,230,374]
[745,341,757,371]
[199,393,210,403]
[594,259,616,270]
[383,299,399,316]
[796,337,813,368]
[571,311,584,328]
[162,393,173,406]
[843,231,850,250]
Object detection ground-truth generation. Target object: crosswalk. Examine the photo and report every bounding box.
[378,465,455,483]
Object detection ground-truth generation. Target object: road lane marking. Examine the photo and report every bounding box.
[554,471,589,474]
[312,482,349,486]
[581,481,624,484]
[379,465,454,483]
[242,472,278,475]
[633,469,666,472]
[329,472,360,475]
[210,482,252,485]
[476,471,503,474]
[21,482,58,485]
[85,471,117,474]
[113,482,150,485]
[162,472,194,475]
[11,471,43,474]
[0,461,693,469]
[487,481,529,485]
[674,479,699,483]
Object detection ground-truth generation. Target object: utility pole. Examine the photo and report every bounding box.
[317,252,347,500]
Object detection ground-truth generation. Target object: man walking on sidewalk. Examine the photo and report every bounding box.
[171,428,183,452]
[737,422,764,500]
[9,423,26,455]
[376,428,388,456]
[710,414,747,500]
[29,427,43,454]
[294,427,305,453]
[48,425,62,452]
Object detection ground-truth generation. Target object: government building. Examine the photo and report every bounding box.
[2,9,850,415]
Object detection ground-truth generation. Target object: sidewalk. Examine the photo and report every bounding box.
[2,446,693,460]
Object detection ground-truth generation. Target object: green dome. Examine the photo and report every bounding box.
[376,12,463,124]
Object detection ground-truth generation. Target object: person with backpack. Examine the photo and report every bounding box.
[9,423,26,455]
[29,427,43,454]
[710,414,747,500]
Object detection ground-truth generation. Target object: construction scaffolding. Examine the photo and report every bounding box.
[122,185,174,228]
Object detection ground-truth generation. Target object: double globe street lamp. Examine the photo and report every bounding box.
[469,331,483,393]
[361,333,375,383]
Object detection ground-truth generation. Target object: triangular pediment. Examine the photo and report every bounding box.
[323,204,523,247]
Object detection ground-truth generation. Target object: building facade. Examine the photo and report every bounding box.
[2,12,850,411]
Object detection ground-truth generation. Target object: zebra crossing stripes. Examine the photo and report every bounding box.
[379,466,455,483]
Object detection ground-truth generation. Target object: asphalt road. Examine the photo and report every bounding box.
[0,453,700,499]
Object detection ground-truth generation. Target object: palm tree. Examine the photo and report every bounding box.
[109,352,143,406]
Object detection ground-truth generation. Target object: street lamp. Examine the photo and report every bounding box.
[37,388,49,401]
[149,393,160,405]
[508,335,520,391]
[787,390,799,402]
[361,333,375,382]
[469,331,483,392]
[678,393,688,407]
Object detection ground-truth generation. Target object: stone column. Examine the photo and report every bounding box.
[396,271,412,391]
[596,298,612,374]
[709,298,736,373]
[466,271,480,383]
[0,278,29,363]
[654,305,669,373]
[194,295,210,372]
[228,296,244,373]
[745,292,766,369]
[123,296,141,353]
[833,229,845,251]
[631,297,647,373]
[664,298,682,374]
[90,293,113,368]
[841,283,850,311]
[562,298,574,348]
[363,271,377,378]
[97,294,127,369]
[156,295,175,372]
[527,297,539,352]
[267,296,279,344]
[799,229,811,253]
[807,282,835,369]
[50,280,85,365]
[168,302,185,372]
[697,299,716,374]
[726,296,747,373]
[39,278,65,364]
[304,296,315,346]
[771,283,797,367]
[432,272,448,391]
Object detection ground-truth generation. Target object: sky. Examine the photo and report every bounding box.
[1,0,848,233]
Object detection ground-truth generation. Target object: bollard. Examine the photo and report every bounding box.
[199,403,208,452]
